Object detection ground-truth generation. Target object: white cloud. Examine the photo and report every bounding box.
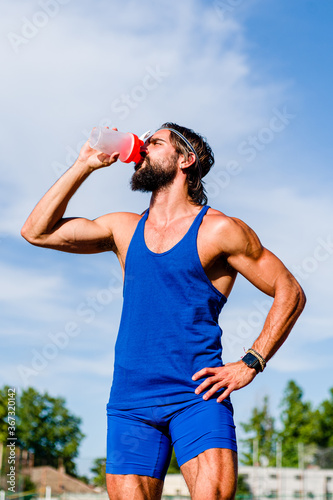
[269,348,333,373]
[0,0,289,237]
[0,262,65,314]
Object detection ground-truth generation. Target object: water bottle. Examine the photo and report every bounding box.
[89,127,144,163]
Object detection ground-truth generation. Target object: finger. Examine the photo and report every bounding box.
[192,367,218,381]
[216,386,233,403]
[98,151,119,165]
[194,377,218,395]
[202,382,226,401]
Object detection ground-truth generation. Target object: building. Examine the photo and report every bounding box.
[161,468,333,499]
[162,474,190,497]
[16,466,333,498]
[22,466,95,496]
[239,466,333,499]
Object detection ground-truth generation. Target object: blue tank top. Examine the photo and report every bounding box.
[108,205,227,408]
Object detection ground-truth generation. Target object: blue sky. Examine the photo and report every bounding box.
[1,0,332,477]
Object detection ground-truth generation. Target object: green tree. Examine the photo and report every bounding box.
[278,380,315,467]
[16,387,85,476]
[90,457,106,487]
[21,475,37,498]
[311,387,333,468]
[236,474,251,497]
[167,449,180,474]
[240,395,277,466]
[313,387,333,448]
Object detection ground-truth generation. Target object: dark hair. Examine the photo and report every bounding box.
[159,122,214,205]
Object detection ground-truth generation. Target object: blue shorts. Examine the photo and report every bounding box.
[106,397,237,480]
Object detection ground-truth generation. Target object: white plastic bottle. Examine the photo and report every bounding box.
[89,127,144,163]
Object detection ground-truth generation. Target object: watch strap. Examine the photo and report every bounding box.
[247,348,266,371]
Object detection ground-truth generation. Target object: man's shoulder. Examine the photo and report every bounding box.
[95,211,144,240]
[205,207,244,232]
[204,207,260,255]
[98,210,144,226]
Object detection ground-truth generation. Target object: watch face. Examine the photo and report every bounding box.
[242,353,261,372]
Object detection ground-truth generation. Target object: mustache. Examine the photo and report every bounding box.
[134,153,149,172]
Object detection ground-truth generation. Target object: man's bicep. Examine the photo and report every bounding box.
[40,216,115,254]
[222,218,290,296]
[227,246,292,297]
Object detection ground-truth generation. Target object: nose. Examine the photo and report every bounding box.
[140,142,148,158]
[141,140,149,152]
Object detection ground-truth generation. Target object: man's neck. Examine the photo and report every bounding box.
[148,188,199,227]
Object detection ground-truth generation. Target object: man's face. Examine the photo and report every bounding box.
[130,130,180,193]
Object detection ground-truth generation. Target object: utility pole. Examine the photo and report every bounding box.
[298,442,304,470]
[298,442,305,500]
[253,438,259,466]
[253,438,259,499]
[276,440,282,500]
[0,442,3,474]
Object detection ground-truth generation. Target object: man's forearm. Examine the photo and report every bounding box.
[21,160,91,243]
[251,276,306,363]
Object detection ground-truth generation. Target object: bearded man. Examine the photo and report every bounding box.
[22,122,305,500]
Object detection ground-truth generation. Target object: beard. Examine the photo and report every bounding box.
[130,154,179,192]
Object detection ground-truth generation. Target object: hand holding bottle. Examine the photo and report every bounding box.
[89,127,144,164]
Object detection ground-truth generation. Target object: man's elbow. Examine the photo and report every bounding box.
[21,223,31,242]
[21,223,42,246]
[292,278,306,315]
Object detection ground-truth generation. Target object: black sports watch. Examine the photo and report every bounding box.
[241,352,263,373]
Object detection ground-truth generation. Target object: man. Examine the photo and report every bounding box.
[21,122,305,500]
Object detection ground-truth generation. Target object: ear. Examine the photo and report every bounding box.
[179,152,196,170]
